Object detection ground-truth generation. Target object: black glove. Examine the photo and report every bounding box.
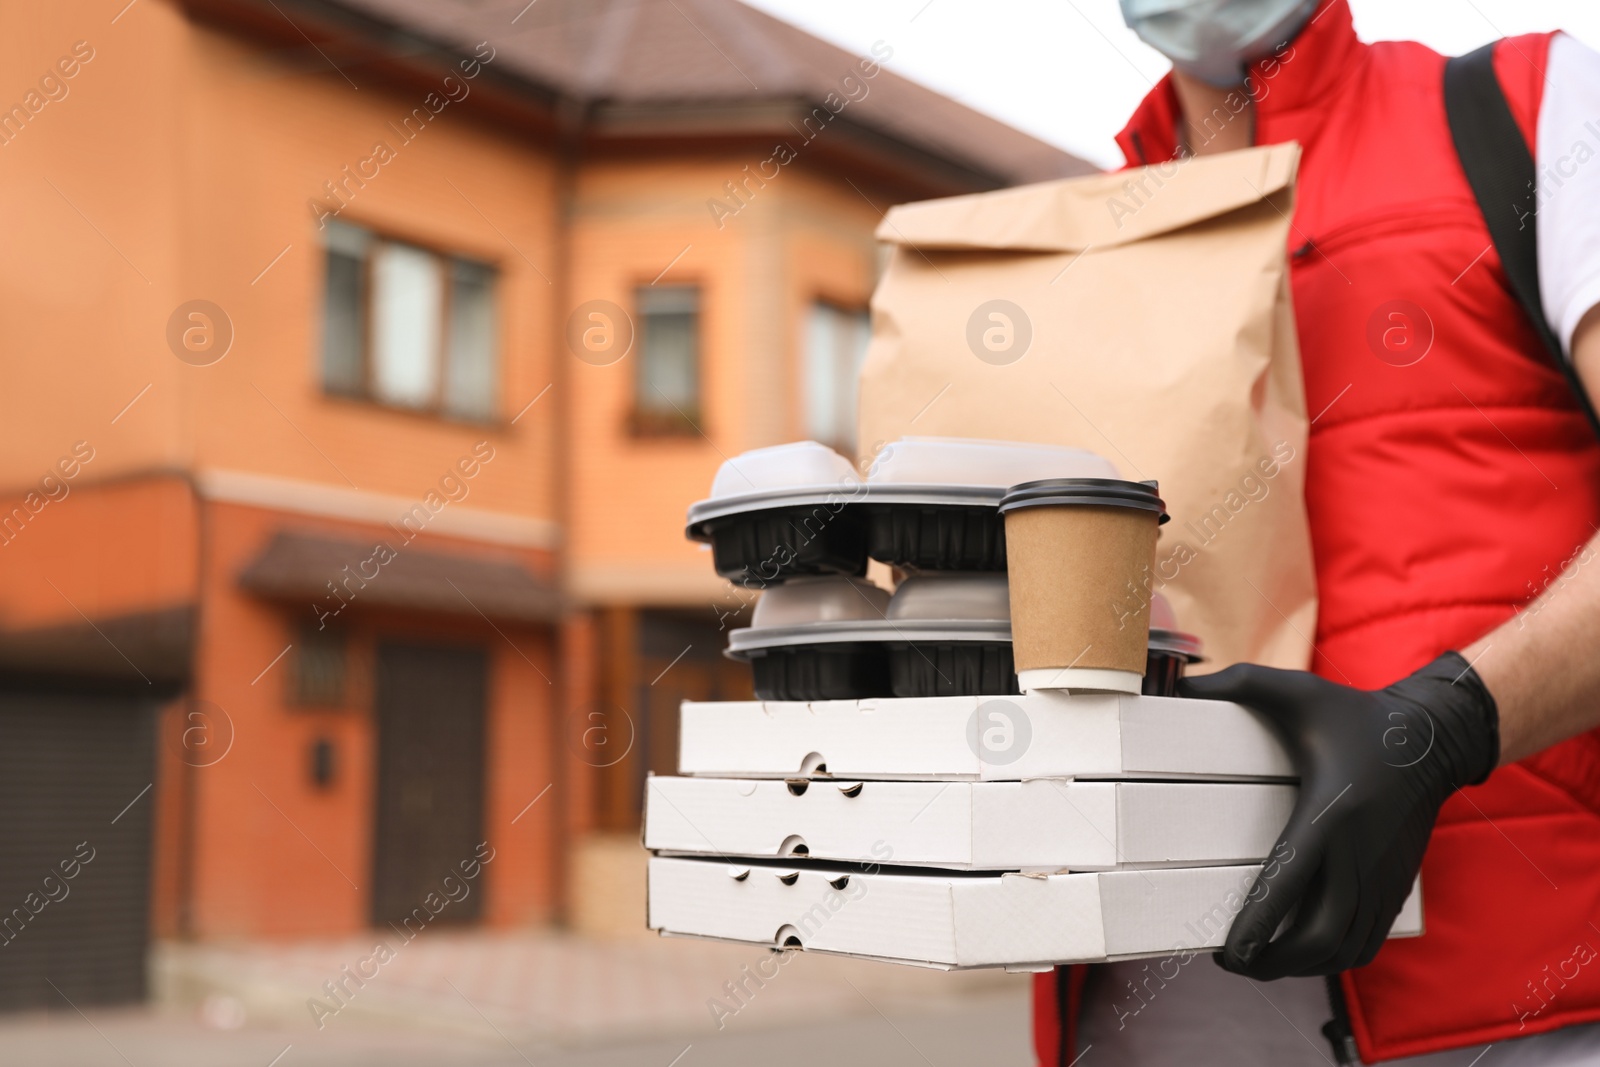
[1180,651,1500,980]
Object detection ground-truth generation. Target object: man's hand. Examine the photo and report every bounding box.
[1181,653,1500,979]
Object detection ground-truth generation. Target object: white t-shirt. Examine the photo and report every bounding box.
[1076,32,1600,1066]
[1539,32,1600,356]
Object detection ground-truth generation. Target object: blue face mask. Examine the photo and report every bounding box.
[1120,0,1320,87]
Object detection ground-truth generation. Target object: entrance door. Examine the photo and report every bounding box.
[371,642,486,925]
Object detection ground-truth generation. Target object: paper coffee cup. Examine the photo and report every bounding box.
[1000,478,1167,694]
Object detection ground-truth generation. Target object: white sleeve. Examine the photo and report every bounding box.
[1536,32,1600,356]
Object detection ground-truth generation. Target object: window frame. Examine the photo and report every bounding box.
[628,279,706,438]
[318,219,502,424]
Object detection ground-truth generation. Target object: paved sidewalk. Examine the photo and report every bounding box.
[0,987,1032,1067]
[139,927,1029,1056]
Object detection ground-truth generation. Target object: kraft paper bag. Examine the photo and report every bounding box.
[858,143,1314,673]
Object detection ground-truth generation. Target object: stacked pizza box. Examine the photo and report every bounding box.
[645,438,1419,970]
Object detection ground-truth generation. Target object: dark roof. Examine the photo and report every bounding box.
[202,0,1096,188]
[239,531,562,625]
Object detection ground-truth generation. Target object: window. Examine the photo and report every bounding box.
[632,285,701,434]
[292,627,348,707]
[803,301,870,451]
[320,220,499,421]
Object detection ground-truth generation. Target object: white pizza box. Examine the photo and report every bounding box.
[647,855,1424,970]
[644,776,1296,871]
[677,691,1293,782]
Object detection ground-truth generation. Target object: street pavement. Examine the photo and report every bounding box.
[0,987,1031,1066]
[0,929,1035,1065]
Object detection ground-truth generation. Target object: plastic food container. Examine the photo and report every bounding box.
[884,574,1016,698]
[686,442,869,588]
[686,438,1121,585]
[728,578,1202,702]
[727,577,894,700]
[1145,592,1203,697]
[861,438,1119,571]
[727,574,1015,701]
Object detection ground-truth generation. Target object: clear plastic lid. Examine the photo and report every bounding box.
[749,576,890,628]
[868,437,1118,488]
[708,441,859,500]
[887,573,1010,623]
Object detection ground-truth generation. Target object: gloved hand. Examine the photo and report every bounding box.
[1180,651,1500,980]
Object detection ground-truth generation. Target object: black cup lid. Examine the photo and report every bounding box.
[998,478,1169,524]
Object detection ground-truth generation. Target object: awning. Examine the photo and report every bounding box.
[0,605,193,695]
[239,530,562,625]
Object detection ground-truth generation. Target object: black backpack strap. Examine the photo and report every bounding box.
[1444,42,1600,440]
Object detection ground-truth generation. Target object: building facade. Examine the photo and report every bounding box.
[0,0,1090,1003]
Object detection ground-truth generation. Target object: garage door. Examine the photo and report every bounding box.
[0,688,156,1010]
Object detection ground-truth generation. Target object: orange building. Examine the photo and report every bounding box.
[0,0,1089,1006]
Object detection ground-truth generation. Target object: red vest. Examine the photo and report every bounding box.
[1034,2,1600,1062]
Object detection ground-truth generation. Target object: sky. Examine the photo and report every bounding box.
[738,0,1600,169]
